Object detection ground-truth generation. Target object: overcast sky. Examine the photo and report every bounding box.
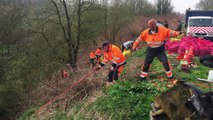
[149,0,200,14]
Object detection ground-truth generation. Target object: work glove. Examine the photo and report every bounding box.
[95,66,101,71]
[111,63,117,68]
[96,62,105,71]
[131,47,136,52]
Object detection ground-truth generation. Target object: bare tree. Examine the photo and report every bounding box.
[196,0,213,10]
[101,0,108,29]
[0,2,24,55]
[36,0,97,70]
[155,0,173,15]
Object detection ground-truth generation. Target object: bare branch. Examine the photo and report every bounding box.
[81,0,97,14]
[62,0,72,42]
[28,27,67,62]
[47,18,61,25]
[51,0,68,42]
[40,81,62,93]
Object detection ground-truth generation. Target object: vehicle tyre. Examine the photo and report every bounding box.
[200,55,213,63]
[201,59,213,68]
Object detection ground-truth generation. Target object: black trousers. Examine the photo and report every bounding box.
[108,65,120,82]
[108,62,126,82]
[143,45,170,72]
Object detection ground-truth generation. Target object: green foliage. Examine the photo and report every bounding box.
[155,0,173,15]
[0,0,195,120]
[0,60,5,83]
[0,1,63,119]
[70,113,86,120]
[131,48,147,58]
[89,81,160,120]
[54,112,68,120]
[20,47,213,119]
[0,86,8,118]
[80,4,106,44]
[171,60,211,82]
[18,106,38,120]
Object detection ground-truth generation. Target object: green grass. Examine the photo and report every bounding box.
[18,106,38,120]
[82,49,212,120]
[19,48,212,120]
[54,112,68,120]
[171,57,210,82]
[87,80,160,120]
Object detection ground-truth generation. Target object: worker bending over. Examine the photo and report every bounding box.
[96,41,126,87]
[89,50,96,68]
[95,47,102,64]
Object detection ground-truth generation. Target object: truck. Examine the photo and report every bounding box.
[185,10,213,41]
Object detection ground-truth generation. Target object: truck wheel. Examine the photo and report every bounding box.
[200,55,213,63]
[201,60,213,68]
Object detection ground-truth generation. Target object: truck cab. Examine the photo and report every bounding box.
[185,10,213,41]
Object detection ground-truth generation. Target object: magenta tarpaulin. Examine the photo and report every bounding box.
[165,36,213,56]
[165,40,180,53]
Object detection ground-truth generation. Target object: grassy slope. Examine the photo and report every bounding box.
[19,48,212,120]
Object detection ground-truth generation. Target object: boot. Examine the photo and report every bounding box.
[139,76,146,81]
[167,76,177,84]
[106,82,113,88]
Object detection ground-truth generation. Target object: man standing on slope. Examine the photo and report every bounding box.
[96,41,126,87]
[132,19,181,81]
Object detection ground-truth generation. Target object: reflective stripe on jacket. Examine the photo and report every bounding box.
[133,26,180,49]
[102,44,126,65]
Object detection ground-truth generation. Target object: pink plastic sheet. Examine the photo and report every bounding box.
[166,36,213,57]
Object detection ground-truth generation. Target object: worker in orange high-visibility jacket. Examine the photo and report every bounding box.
[96,41,126,87]
[95,47,102,64]
[89,50,96,68]
[132,19,181,81]
[60,69,68,79]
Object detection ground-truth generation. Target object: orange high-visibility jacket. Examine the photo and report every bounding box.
[63,70,68,78]
[95,48,102,56]
[133,26,180,49]
[89,51,96,59]
[102,44,126,65]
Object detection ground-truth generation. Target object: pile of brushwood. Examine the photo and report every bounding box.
[151,81,213,120]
